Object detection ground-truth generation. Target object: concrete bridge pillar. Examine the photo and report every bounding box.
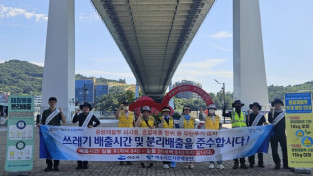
[41,0,75,121]
[233,0,269,110]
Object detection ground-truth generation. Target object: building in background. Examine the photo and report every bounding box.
[75,79,95,104]
[75,78,109,105]
[34,95,42,115]
[95,84,109,101]
[0,92,9,117]
[173,80,202,99]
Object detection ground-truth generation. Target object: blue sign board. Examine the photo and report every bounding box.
[285,92,312,114]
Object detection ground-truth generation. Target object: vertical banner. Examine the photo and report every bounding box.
[5,95,34,172]
[285,92,313,168]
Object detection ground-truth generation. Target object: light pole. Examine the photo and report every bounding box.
[214,79,226,123]
[83,84,89,103]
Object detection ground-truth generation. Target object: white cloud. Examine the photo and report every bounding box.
[172,58,233,93]
[267,76,307,87]
[0,4,47,22]
[173,58,233,82]
[0,60,5,64]
[30,61,44,67]
[77,69,134,78]
[78,13,100,23]
[209,43,232,52]
[209,31,232,39]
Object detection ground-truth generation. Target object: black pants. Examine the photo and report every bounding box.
[248,153,263,165]
[46,159,59,168]
[234,157,245,164]
[77,161,88,167]
[270,133,288,167]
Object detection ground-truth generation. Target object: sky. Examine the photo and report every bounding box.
[0,0,312,94]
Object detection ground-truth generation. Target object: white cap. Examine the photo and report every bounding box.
[207,104,217,110]
[141,106,151,112]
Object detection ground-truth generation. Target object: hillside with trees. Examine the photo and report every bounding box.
[0,60,127,95]
[0,60,312,111]
[0,60,43,95]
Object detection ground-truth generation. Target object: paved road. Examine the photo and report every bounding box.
[0,123,311,176]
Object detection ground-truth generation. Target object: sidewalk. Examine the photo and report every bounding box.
[0,123,311,176]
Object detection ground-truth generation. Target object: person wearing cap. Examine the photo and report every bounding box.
[206,104,225,170]
[246,102,268,168]
[172,112,183,129]
[170,112,183,168]
[73,102,100,169]
[40,97,66,172]
[268,99,289,170]
[158,106,175,168]
[115,100,134,165]
[182,105,196,169]
[135,106,156,168]
[222,100,248,169]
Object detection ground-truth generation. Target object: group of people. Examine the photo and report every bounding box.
[37,97,101,171]
[37,96,289,172]
[221,99,288,170]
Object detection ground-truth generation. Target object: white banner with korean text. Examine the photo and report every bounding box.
[40,125,273,162]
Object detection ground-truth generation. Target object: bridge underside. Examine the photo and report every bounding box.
[91,0,215,102]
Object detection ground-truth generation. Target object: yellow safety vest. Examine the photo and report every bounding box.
[183,116,195,129]
[205,115,220,130]
[118,110,134,127]
[140,116,155,128]
[231,111,247,128]
[160,116,174,129]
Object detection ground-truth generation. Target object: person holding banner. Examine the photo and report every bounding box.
[40,97,66,172]
[223,100,249,169]
[135,106,156,168]
[182,105,196,169]
[246,102,268,168]
[268,98,289,170]
[158,106,176,169]
[205,104,225,170]
[171,112,183,168]
[115,100,134,166]
[73,102,100,169]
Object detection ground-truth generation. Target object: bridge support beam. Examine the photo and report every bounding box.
[135,81,139,100]
[233,0,269,110]
[41,0,75,121]
[168,81,175,109]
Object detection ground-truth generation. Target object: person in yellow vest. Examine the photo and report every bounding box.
[206,104,225,170]
[115,100,134,165]
[222,100,249,169]
[182,105,196,169]
[135,106,156,168]
[158,106,175,168]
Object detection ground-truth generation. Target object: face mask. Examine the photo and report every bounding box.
[123,106,129,111]
[184,115,190,120]
[235,106,241,111]
[164,115,169,120]
[209,109,215,114]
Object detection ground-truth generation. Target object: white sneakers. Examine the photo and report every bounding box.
[217,164,225,170]
[163,164,170,169]
[209,163,224,170]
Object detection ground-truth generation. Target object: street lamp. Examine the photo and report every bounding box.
[83,84,89,103]
[69,98,75,106]
[214,79,226,123]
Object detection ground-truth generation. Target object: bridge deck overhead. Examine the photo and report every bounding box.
[91,0,215,101]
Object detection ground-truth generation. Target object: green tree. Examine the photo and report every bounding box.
[94,90,135,112]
